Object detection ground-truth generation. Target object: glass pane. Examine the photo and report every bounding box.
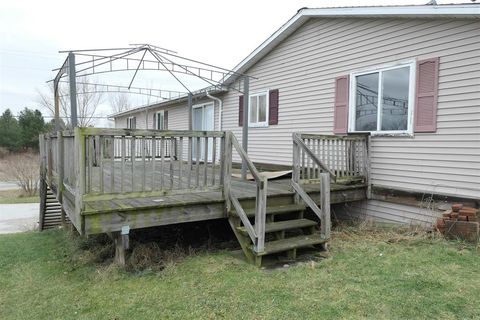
[204,105,214,131]
[250,96,257,124]
[258,94,267,122]
[381,67,410,131]
[193,108,203,130]
[157,114,163,130]
[355,72,379,131]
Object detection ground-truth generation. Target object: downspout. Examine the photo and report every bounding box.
[205,90,223,131]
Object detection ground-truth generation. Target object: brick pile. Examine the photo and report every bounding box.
[436,204,479,242]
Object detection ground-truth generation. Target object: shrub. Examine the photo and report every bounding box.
[0,152,40,196]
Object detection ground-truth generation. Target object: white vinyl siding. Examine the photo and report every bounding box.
[334,200,442,226]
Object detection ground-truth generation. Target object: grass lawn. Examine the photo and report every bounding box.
[0,226,479,319]
[0,189,38,204]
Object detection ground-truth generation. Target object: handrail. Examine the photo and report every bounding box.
[293,133,336,182]
[230,134,263,184]
[292,133,333,240]
[227,132,267,253]
[81,127,226,138]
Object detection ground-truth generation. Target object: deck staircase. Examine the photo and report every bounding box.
[229,201,327,266]
[39,185,68,230]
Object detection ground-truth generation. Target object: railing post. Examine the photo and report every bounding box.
[365,135,372,199]
[292,133,301,204]
[223,132,232,214]
[320,172,331,240]
[39,134,46,231]
[57,131,66,226]
[255,178,267,253]
[74,127,86,234]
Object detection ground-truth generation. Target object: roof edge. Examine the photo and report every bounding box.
[225,4,480,84]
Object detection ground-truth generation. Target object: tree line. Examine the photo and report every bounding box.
[0,108,53,152]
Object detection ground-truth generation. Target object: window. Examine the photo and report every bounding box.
[156,111,164,130]
[349,62,415,134]
[248,91,269,127]
[127,116,136,129]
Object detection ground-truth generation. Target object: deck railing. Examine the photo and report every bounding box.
[293,133,369,183]
[292,133,369,240]
[40,128,267,251]
[78,128,225,194]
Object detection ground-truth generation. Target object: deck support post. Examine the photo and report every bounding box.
[39,135,46,231]
[241,76,249,180]
[292,133,300,204]
[320,172,331,241]
[57,131,66,226]
[114,230,129,266]
[365,135,372,199]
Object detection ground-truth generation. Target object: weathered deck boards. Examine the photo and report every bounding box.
[79,173,366,234]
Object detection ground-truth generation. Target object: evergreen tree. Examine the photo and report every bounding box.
[0,109,21,151]
[18,108,46,150]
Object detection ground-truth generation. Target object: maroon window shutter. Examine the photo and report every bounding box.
[153,113,156,130]
[333,75,349,134]
[238,95,244,126]
[415,58,439,133]
[269,89,279,125]
[126,118,129,128]
[164,110,168,130]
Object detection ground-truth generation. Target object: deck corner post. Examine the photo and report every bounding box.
[73,127,86,234]
[255,177,267,253]
[223,132,232,215]
[320,172,331,240]
[365,135,372,199]
[57,131,66,226]
[292,133,300,204]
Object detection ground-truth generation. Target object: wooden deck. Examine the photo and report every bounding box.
[39,128,369,264]
[80,172,366,234]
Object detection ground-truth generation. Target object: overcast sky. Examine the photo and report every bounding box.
[0,0,469,125]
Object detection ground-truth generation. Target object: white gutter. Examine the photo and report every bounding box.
[205,90,223,131]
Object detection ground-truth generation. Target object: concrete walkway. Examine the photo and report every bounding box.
[0,203,39,234]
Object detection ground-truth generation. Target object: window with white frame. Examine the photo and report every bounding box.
[248,91,269,127]
[127,116,136,129]
[156,111,164,130]
[349,62,415,134]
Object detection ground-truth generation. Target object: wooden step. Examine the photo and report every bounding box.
[234,204,306,218]
[237,218,317,236]
[251,233,327,256]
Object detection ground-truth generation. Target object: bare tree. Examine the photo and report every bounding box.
[37,83,70,127]
[37,77,104,127]
[109,92,131,114]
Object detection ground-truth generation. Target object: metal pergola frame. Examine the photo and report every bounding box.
[50,44,254,178]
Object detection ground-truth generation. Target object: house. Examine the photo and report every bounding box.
[112,4,480,225]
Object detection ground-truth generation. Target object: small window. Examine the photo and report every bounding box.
[248,91,269,127]
[156,111,164,130]
[349,62,414,134]
[127,116,136,129]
